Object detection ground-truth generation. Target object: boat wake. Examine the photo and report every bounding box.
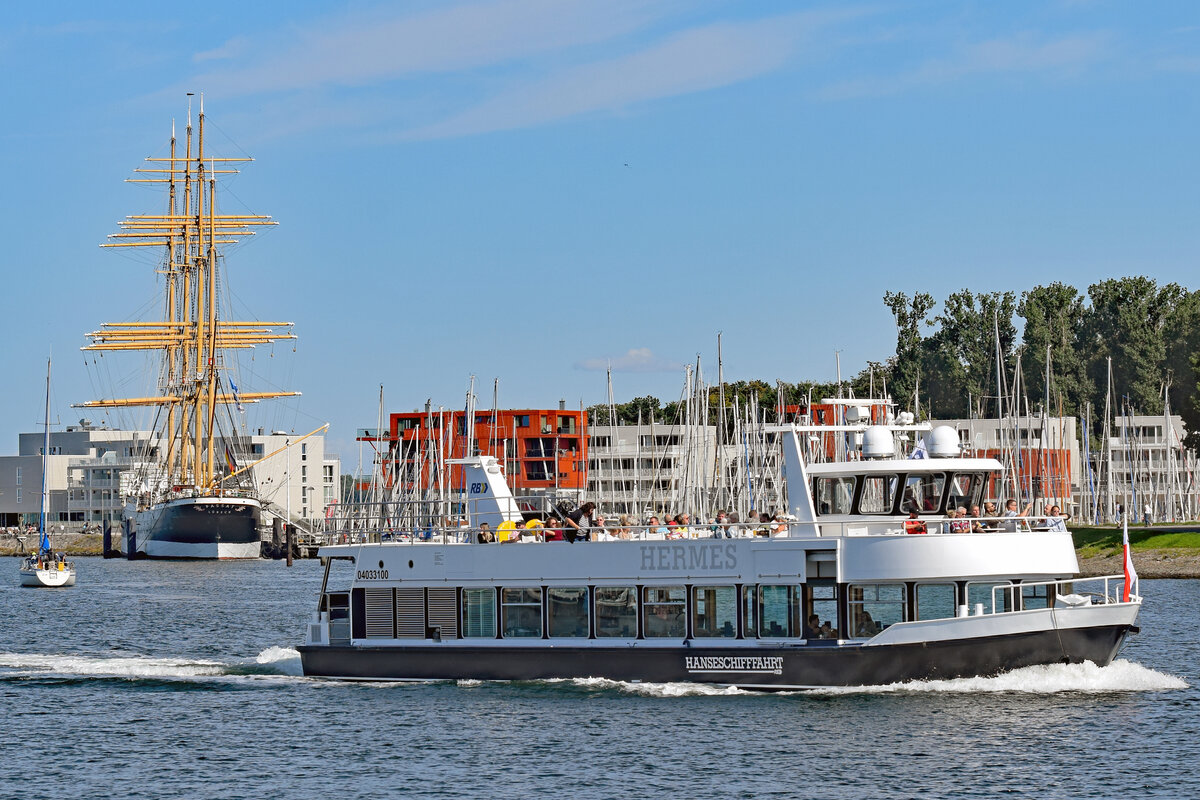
[0,647,307,686]
[553,659,1186,697]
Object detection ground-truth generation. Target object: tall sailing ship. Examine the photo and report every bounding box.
[77,98,298,559]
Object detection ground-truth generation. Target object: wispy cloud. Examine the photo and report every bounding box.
[406,9,862,139]
[185,0,670,97]
[575,348,683,373]
[820,30,1111,99]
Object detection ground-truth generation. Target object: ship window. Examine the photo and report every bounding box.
[815,476,855,515]
[847,584,907,637]
[901,472,946,514]
[462,588,497,638]
[857,475,896,514]
[547,587,589,637]
[807,582,838,638]
[755,585,802,638]
[501,587,543,638]
[642,586,686,638]
[1020,582,1051,610]
[691,586,736,638]
[946,471,985,513]
[966,581,1014,615]
[915,583,957,620]
[595,587,638,637]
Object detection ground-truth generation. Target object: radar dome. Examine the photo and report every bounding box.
[925,426,961,458]
[861,426,896,459]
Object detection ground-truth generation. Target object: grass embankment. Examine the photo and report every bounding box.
[1071,525,1200,558]
[1071,524,1200,577]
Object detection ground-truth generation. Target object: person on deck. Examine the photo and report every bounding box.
[564,502,596,543]
[1003,498,1033,531]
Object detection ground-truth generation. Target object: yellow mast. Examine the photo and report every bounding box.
[77,99,299,493]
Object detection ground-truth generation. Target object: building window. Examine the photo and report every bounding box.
[515,415,530,428]
[15,467,21,486]
[301,443,308,461]
[501,588,542,638]
[847,584,907,637]
[595,587,637,637]
[692,586,736,638]
[462,589,496,638]
[547,587,589,637]
[16,488,22,504]
[642,586,686,638]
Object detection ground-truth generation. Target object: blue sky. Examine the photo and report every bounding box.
[2,1,1199,463]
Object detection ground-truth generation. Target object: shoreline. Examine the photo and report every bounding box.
[2,532,1198,577]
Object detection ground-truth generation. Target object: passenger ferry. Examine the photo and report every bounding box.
[298,425,1141,688]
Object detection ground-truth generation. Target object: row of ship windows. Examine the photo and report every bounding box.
[334,580,1048,642]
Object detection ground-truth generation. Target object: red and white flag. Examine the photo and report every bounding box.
[1122,514,1138,602]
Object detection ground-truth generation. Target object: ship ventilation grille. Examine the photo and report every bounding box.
[427,587,459,639]
[396,588,426,638]
[364,588,395,638]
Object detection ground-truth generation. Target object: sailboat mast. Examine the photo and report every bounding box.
[40,357,51,541]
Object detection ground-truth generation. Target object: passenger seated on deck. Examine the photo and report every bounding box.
[1043,505,1067,532]
[982,502,1000,531]
[476,522,496,544]
[969,505,985,533]
[542,516,565,542]
[804,614,821,639]
[949,507,970,533]
[904,511,927,534]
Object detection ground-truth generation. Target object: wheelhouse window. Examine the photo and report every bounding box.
[901,472,946,514]
[462,588,497,638]
[857,475,897,514]
[501,587,543,638]
[946,471,986,513]
[915,583,957,621]
[642,586,686,638]
[815,476,855,516]
[847,584,907,637]
[547,587,589,637]
[966,581,1014,615]
[595,587,637,637]
[755,585,803,638]
[691,586,736,638]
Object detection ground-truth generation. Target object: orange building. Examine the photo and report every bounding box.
[368,406,588,497]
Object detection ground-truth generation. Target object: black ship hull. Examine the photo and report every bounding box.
[133,496,262,560]
[298,623,1134,689]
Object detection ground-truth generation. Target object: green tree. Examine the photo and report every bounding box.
[883,291,936,412]
[1165,290,1200,447]
[1018,282,1091,416]
[1083,278,1185,414]
[925,290,1017,418]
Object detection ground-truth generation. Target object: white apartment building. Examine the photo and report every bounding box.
[586,423,784,521]
[0,421,340,530]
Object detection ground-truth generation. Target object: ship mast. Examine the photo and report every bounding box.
[77,99,299,493]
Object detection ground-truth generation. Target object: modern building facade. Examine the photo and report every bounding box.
[0,420,340,530]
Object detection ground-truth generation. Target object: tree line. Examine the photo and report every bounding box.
[588,277,1200,449]
[881,278,1200,447]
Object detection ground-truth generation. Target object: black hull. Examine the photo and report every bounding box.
[299,624,1133,688]
[138,498,261,559]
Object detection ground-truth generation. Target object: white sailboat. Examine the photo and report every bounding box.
[19,357,76,588]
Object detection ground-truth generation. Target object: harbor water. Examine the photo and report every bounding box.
[2,558,1196,799]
